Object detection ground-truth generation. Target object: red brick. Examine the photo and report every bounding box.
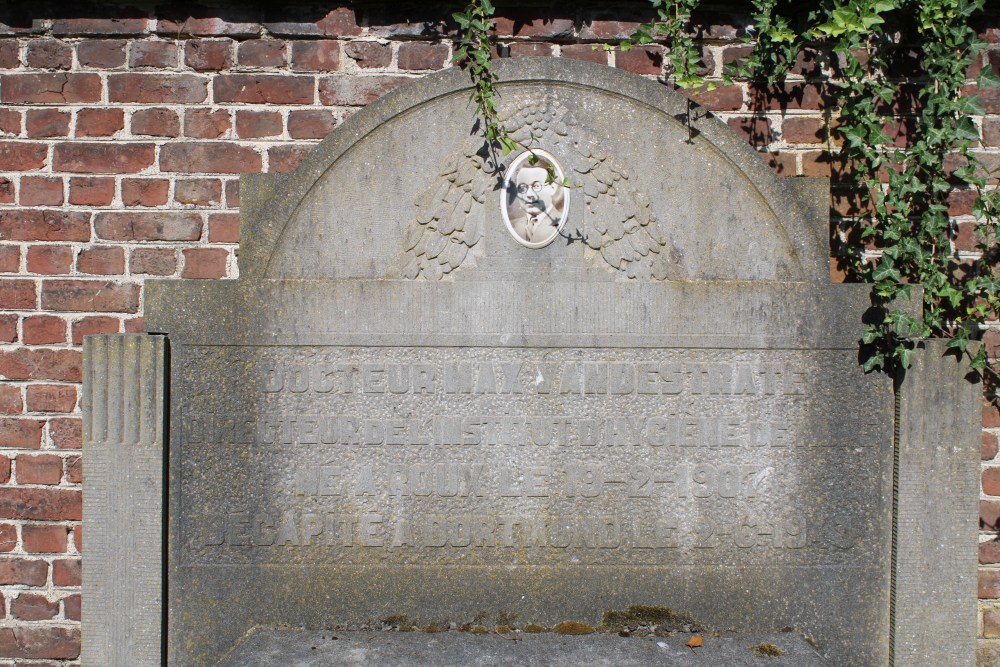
[0,525,15,553]
[175,179,222,206]
[236,110,282,138]
[26,246,72,275]
[208,213,240,243]
[107,73,208,103]
[65,455,81,484]
[160,142,262,173]
[128,39,178,68]
[287,110,336,139]
[345,42,391,68]
[0,420,43,449]
[76,246,125,275]
[395,43,446,70]
[0,456,8,483]
[19,177,63,207]
[75,108,125,137]
[53,143,155,174]
[560,44,608,65]
[25,109,70,138]
[983,432,998,460]
[0,313,15,341]
[781,117,824,144]
[52,18,148,36]
[0,73,102,104]
[0,487,81,520]
[986,330,1000,358]
[22,315,65,345]
[0,211,90,242]
[268,144,311,173]
[124,317,145,333]
[40,280,139,313]
[11,592,59,620]
[986,466,1000,495]
[0,280,36,309]
[985,117,1000,148]
[25,39,72,70]
[225,180,240,207]
[319,75,409,106]
[0,142,47,170]
[71,316,119,345]
[121,179,168,206]
[0,559,47,586]
[983,569,1000,598]
[129,248,177,276]
[494,15,575,38]
[0,40,18,68]
[17,454,64,484]
[214,74,314,104]
[184,108,231,139]
[130,108,180,137]
[0,386,21,415]
[0,349,80,382]
[989,400,1000,428]
[63,593,81,620]
[0,248,15,274]
[726,116,773,147]
[52,559,80,586]
[76,40,127,68]
[49,418,80,450]
[947,189,978,217]
[290,41,340,72]
[984,606,1000,637]
[317,7,362,37]
[508,43,554,58]
[157,17,260,37]
[184,39,234,71]
[0,177,12,205]
[748,82,835,111]
[0,626,80,659]
[26,385,75,414]
[238,39,286,67]
[0,108,20,135]
[615,45,664,75]
[69,177,114,206]
[95,211,202,241]
[181,247,229,279]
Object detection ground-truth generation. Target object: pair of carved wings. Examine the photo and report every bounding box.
[396,101,682,281]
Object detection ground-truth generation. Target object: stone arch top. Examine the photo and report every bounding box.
[238,57,830,283]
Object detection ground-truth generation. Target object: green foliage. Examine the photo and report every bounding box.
[454,0,999,379]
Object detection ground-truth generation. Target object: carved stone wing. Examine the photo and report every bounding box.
[394,152,491,280]
[575,147,685,281]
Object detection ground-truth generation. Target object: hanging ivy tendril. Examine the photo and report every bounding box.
[453,0,1000,380]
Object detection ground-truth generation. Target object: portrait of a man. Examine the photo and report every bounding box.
[501,150,569,248]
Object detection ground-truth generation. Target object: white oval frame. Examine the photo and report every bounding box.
[500,149,570,249]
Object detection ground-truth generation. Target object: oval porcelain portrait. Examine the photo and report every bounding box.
[501,149,570,248]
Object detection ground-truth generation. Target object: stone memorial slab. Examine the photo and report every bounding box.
[140,58,977,666]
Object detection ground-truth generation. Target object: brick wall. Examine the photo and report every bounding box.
[0,2,996,664]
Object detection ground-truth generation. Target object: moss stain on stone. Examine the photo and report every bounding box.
[522,623,547,633]
[750,642,785,657]
[553,621,595,635]
[600,605,702,632]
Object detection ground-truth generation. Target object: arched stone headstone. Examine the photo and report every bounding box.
[127,58,978,666]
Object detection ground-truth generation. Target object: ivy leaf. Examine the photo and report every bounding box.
[979,68,1000,89]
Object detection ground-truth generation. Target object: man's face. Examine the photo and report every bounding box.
[515,166,558,217]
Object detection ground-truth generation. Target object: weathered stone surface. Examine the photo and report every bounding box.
[892,340,980,666]
[219,630,830,666]
[141,58,971,667]
[81,334,165,667]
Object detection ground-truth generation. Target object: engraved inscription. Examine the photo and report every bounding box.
[177,347,889,567]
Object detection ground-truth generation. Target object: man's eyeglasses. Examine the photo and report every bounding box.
[517,182,544,194]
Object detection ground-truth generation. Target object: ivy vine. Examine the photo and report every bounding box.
[453,0,999,379]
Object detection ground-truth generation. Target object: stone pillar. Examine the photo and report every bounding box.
[82,334,167,667]
[893,339,981,666]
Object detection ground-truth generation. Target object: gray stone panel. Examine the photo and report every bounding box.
[219,629,830,667]
[82,334,166,667]
[893,340,980,666]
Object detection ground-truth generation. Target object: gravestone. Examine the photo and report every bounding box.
[104,58,979,666]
